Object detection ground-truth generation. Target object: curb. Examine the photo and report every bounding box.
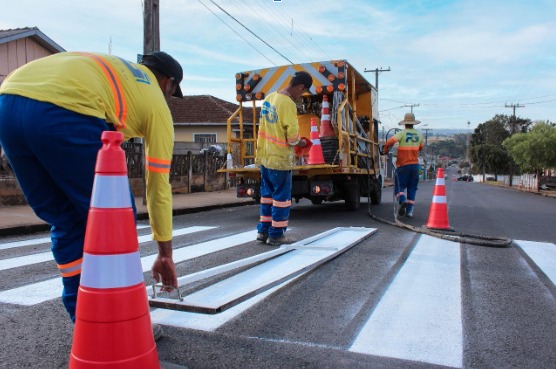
[0,200,256,238]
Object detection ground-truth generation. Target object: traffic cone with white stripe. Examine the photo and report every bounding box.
[307,117,325,165]
[319,95,335,137]
[426,168,454,231]
[69,131,160,368]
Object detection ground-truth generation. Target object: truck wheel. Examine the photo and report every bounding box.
[370,175,382,205]
[310,198,323,205]
[345,182,360,211]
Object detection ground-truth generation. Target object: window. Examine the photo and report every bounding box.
[193,133,217,149]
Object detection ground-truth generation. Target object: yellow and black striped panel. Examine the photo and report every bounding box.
[235,60,350,102]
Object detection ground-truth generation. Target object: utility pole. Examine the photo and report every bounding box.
[404,103,420,113]
[504,103,524,187]
[141,0,160,205]
[466,121,470,162]
[423,127,432,179]
[364,67,391,92]
[144,0,160,54]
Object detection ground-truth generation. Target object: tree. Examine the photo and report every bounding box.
[469,114,532,181]
[503,122,556,190]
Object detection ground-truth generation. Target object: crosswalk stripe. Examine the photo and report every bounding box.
[0,226,216,272]
[0,230,255,306]
[515,240,556,284]
[0,224,151,251]
[350,235,462,368]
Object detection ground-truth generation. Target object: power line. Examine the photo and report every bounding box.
[208,0,294,64]
[198,0,277,66]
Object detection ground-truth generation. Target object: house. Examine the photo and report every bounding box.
[168,94,260,153]
[0,27,65,84]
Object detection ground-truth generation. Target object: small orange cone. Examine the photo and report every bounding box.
[426,168,454,231]
[307,117,325,165]
[69,131,160,368]
[319,95,335,137]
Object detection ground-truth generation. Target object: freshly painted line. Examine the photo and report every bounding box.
[149,227,376,314]
[0,224,151,251]
[515,240,556,284]
[0,226,216,271]
[350,235,462,368]
[0,228,254,306]
[150,275,304,332]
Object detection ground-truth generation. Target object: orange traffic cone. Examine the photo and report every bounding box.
[307,117,325,165]
[69,131,160,369]
[426,168,454,231]
[319,95,335,137]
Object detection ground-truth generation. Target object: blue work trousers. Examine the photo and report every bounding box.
[257,165,292,238]
[0,94,134,322]
[394,164,420,210]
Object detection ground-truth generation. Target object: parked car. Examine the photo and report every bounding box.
[457,175,474,182]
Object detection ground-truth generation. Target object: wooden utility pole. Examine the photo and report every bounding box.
[141,0,160,205]
[404,103,419,113]
[364,67,390,92]
[144,0,160,54]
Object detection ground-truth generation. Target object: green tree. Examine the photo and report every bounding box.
[503,122,556,190]
[469,114,532,181]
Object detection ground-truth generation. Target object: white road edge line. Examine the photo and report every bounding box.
[515,240,556,284]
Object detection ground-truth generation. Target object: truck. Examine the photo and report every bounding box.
[219,60,383,210]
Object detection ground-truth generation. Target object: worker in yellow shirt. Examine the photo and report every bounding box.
[0,52,181,336]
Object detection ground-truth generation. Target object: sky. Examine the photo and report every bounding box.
[2,0,555,132]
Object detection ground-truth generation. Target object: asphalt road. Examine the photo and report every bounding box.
[0,174,555,369]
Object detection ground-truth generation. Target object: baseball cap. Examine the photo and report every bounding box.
[140,51,184,98]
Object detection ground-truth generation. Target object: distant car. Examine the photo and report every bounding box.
[457,175,474,182]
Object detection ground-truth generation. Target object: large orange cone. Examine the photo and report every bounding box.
[69,131,160,368]
[319,95,335,137]
[307,117,325,165]
[426,168,454,231]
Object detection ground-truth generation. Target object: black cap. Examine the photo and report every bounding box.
[140,51,184,98]
[291,71,313,90]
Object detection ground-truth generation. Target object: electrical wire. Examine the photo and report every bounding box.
[197,0,277,66]
[208,0,294,64]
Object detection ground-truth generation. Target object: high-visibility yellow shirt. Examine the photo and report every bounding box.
[255,92,301,170]
[0,52,174,241]
[384,128,424,167]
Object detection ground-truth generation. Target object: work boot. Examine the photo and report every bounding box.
[152,323,163,342]
[398,202,408,217]
[406,205,414,218]
[266,235,295,246]
[256,233,268,242]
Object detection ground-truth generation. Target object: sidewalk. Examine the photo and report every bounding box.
[0,188,254,237]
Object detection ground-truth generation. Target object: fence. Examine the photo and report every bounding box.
[122,142,227,194]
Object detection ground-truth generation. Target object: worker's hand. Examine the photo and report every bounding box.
[294,137,313,156]
[151,240,178,290]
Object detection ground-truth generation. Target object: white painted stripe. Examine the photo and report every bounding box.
[150,275,304,332]
[515,240,556,284]
[0,226,216,272]
[0,230,255,305]
[432,195,447,203]
[90,175,132,208]
[81,251,143,288]
[0,224,151,251]
[350,235,462,368]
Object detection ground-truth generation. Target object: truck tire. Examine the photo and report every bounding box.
[370,175,382,205]
[344,181,360,211]
[310,198,323,205]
